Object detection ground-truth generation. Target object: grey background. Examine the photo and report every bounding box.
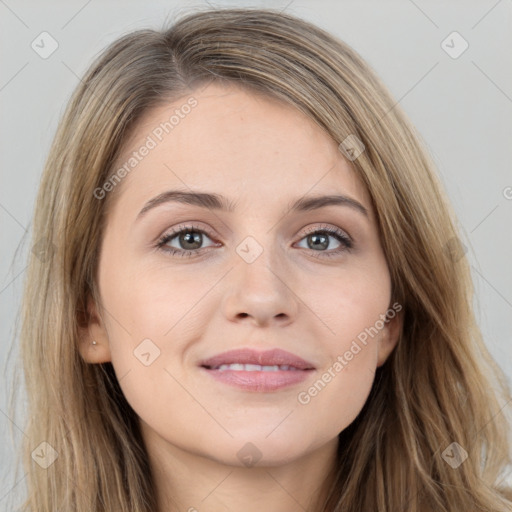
[1,0,511,508]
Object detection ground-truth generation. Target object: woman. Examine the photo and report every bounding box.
[16,7,512,511]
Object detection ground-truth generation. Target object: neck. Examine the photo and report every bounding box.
[141,425,339,512]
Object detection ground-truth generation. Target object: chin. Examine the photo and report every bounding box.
[203,430,314,468]
[210,446,305,469]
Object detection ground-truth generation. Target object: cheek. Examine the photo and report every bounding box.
[100,258,213,345]
[294,264,389,420]
[97,266,214,426]
[295,308,383,441]
[312,262,391,353]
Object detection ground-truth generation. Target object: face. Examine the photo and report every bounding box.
[81,82,402,467]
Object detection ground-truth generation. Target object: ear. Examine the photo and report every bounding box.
[376,305,403,367]
[77,295,112,364]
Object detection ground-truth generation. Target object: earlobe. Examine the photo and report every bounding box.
[79,337,112,364]
[376,309,403,367]
[77,297,112,364]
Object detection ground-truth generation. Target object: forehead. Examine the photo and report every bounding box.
[110,82,372,218]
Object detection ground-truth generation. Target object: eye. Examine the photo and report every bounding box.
[156,224,219,258]
[295,224,353,258]
[156,223,353,259]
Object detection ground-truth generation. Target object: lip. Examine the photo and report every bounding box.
[199,348,315,370]
[198,348,316,392]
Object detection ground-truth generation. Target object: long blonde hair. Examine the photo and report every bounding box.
[14,6,512,511]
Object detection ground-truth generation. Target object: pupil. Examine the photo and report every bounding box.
[309,233,328,250]
[180,231,202,250]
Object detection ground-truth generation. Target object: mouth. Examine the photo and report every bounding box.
[198,348,316,392]
[207,363,305,371]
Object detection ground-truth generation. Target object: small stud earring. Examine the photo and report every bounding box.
[92,340,97,346]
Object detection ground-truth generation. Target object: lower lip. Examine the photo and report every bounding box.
[200,367,314,392]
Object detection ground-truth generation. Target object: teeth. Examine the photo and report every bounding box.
[213,363,299,371]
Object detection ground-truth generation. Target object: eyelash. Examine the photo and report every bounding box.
[156,223,353,259]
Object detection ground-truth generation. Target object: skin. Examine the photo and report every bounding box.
[79,82,402,512]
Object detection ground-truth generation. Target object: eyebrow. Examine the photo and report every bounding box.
[136,190,369,221]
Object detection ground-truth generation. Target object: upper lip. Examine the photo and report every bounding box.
[199,348,315,370]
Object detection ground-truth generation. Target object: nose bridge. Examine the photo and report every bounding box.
[235,231,288,294]
[222,230,299,325]
[238,235,281,285]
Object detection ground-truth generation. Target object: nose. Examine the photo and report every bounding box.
[221,245,299,327]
